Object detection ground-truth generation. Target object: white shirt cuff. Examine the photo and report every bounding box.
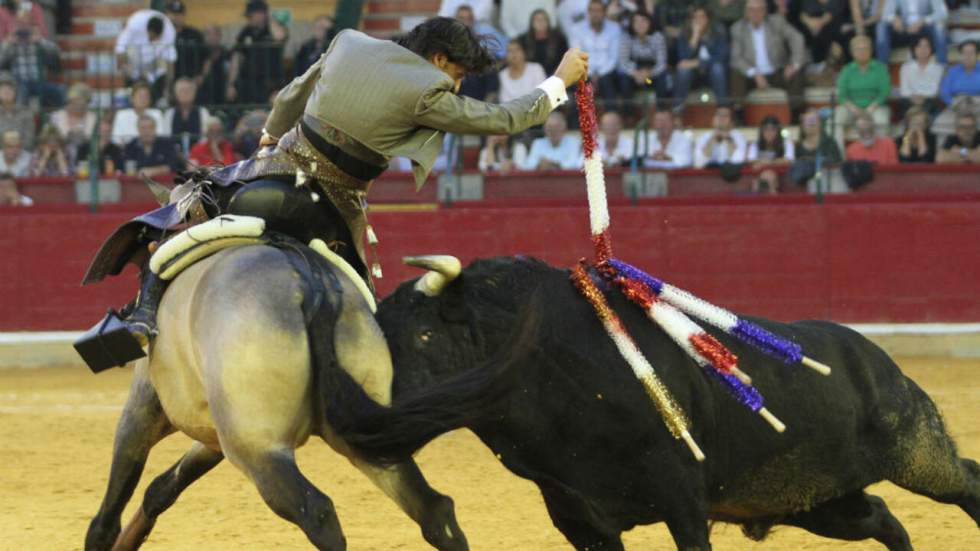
[536,76,569,110]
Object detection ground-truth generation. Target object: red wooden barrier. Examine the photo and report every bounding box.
[2,194,979,331]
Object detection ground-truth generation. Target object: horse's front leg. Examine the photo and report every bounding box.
[113,441,224,551]
[86,360,173,551]
[351,457,469,551]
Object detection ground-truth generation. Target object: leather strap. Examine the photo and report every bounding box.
[300,120,386,181]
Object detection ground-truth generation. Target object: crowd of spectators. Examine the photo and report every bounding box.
[3,0,980,208]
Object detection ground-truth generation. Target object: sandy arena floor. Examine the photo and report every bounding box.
[0,358,977,551]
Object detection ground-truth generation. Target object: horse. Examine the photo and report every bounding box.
[83,241,510,551]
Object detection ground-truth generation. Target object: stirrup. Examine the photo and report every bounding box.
[74,309,148,374]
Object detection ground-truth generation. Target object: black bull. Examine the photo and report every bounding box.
[373,256,980,550]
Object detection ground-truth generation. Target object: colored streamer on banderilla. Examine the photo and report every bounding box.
[571,263,705,461]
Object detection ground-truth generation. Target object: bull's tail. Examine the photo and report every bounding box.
[310,287,539,466]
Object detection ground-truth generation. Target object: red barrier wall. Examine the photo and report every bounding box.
[2,194,979,331]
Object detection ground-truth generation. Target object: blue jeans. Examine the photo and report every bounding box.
[875,21,947,64]
[673,60,728,107]
[17,80,65,108]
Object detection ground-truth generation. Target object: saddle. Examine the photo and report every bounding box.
[73,215,377,372]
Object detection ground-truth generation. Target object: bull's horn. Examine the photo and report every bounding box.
[403,255,462,297]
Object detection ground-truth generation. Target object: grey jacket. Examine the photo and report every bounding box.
[730,15,807,77]
[266,30,560,188]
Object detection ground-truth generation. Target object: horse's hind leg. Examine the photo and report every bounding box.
[886,390,980,527]
[783,491,912,551]
[112,442,224,551]
[85,362,173,551]
[348,458,468,551]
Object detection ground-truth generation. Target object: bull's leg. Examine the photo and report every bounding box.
[112,442,224,551]
[886,389,980,527]
[349,458,468,551]
[539,486,625,551]
[85,362,173,551]
[782,491,912,551]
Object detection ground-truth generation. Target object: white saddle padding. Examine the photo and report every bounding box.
[149,215,266,276]
[308,239,377,313]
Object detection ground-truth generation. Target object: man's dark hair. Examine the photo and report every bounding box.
[395,17,496,75]
[147,16,164,37]
[958,40,978,54]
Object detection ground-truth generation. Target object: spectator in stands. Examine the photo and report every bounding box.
[619,11,669,101]
[653,0,693,43]
[747,115,795,192]
[557,0,589,34]
[50,83,96,162]
[644,108,694,168]
[517,8,568,75]
[227,0,287,105]
[439,0,493,25]
[896,107,937,162]
[499,40,548,103]
[0,72,33,148]
[569,0,625,110]
[80,117,124,176]
[798,0,848,75]
[898,35,944,117]
[165,1,204,84]
[188,116,237,167]
[123,115,181,177]
[232,103,269,158]
[164,77,210,146]
[478,134,529,172]
[730,0,807,121]
[936,112,980,163]
[0,1,48,42]
[845,112,899,162]
[849,0,886,39]
[932,41,980,139]
[796,108,843,164]
[707,0,747,29]
[674,7,730,112]
[0,9,62,108]
[695,104,748,168]
[0,171,30,205]
[522,111,582,170]
[115,8,177,102]
[876,0,948,64]
[454,5,505,100]
[196,25,230,105]
[112,81,166,145]
[30,124,72,177]
[294,15,336,78]
[501,0,557,39]
[598,111,634,166]
[0,129,30,176]
[454,4,508,59]
[834,35,891,149]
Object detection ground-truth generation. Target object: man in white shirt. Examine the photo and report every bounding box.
[522,112,583,170]
[597,111,634,166]
[115,9,177,102]
[694,105,748,168]
[568,0,625,108]
[645,109,693,169]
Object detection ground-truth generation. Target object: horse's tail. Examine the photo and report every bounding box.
[311,285,539,466]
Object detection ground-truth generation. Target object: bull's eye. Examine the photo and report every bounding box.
[419,330,433,344]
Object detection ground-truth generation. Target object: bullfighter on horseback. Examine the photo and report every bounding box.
[76,17,588,369]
